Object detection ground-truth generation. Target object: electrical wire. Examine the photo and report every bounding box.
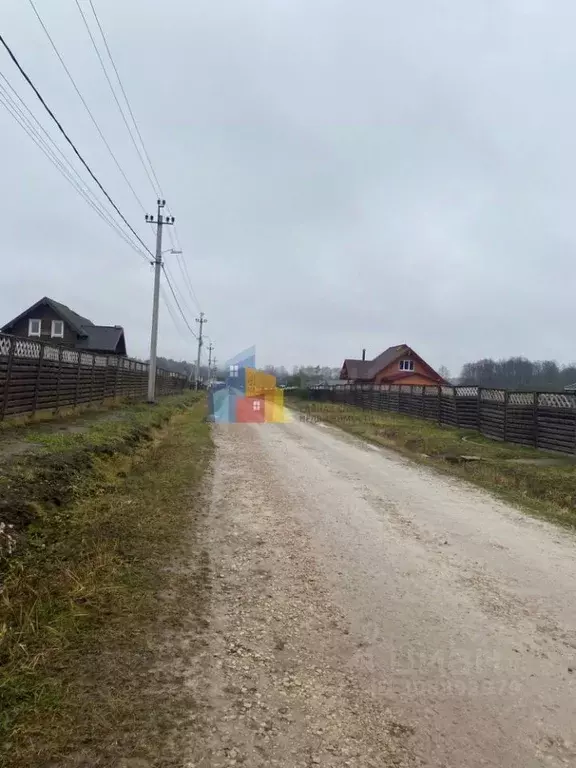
[88,0,163,194]
[87,0,204,311]
[0,72,148,261]
[0,79,150,262]
[86,1,209,324]
[162,264,198,338]
[0,30,153,258]
[174,246,203,314]
[159,284,190,341]
[75,0,158,196]
[26,0,147,214]
[163,254,195,318]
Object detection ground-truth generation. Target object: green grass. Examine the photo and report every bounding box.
[0,392,213,767]
[0,395,149,433]
[288,398,576,529]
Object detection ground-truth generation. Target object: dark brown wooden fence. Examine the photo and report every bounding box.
[0,333,186,420]
[308,383,576,454]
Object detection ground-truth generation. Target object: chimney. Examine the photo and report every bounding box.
[362,348,366,361]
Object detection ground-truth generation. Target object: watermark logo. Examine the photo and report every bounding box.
[208,346,287,424]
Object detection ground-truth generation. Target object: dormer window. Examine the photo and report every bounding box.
[399,359,414,371]
[28,319,41,337]
[51,320,64,338]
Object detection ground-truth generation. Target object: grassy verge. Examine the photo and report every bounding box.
[0,392,213,767]
[0,394,164,434]
[288,398,576,529]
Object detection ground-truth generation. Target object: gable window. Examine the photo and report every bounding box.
[229,364,239,376]
[28,319,41,337]
[51,320,64,338]
[399,359,414,372]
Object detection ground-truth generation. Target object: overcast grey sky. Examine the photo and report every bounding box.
[2,0,576,375]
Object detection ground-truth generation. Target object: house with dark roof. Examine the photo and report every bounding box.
[1,297,127,355]
[340,345,446,387]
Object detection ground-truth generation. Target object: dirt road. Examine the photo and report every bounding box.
[193,414,576,767]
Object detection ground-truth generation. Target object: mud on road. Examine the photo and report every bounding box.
[189,415,576,767]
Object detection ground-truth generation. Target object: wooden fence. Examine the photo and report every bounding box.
[0,333,186,420]
[307,383,576,454]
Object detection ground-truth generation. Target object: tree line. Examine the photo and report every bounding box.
[459,357,576,391]
[154,358,339,387]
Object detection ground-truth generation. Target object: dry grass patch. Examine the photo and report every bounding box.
[0,394,213,767]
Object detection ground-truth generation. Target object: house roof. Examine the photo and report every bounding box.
[341,359,372,380]
[1,297,126,355]
[1,296,94,336]
[78,325,125,353]
[341,344,446,384]
[49,298,93,334]
[366,344,408,378]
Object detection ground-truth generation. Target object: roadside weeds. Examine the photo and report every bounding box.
[0,393,213,768]
[288,398,576,530]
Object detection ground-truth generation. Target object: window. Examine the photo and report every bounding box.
[252,400,261,411]
[399,359,414,372]
[51,320,64,338]
[229,364,239,376]
[28,319,41,337]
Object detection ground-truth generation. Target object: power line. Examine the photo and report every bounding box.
[88,0,163,194]
[0,31,153,258]
[165,224,204,314]
[0,78,149,262]
[0,72,148,260]
[26,0,147,213]
[75,0,158,196]
[85,1,209,325]
[87,0,200,306]
[160,284,190,341]
[162,263,198,339]
[175,247,203,314]
[164,254,196,318]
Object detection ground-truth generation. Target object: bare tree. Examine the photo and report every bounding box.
[438,365,451,382]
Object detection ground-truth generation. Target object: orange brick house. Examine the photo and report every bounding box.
[340,344,447,387]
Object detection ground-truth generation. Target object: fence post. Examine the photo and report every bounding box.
[55,346,62,413]
[102,357,109,402]
[74,353,83,408]
[1,337,15,421]
[453,387,459,428]
[503,390,509,443]
[533,392,539,448]
[89,355,96,405]
[114,359,120,400]
[32,342,45,416]
[477,387,482,432]
[438,385,442,425]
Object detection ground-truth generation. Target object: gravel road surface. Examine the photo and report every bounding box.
[192,414,576,767]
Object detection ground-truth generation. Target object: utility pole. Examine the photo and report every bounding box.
[145,199,174,402]
[212,357,217,382]
[195,312,207,389]
[207,343,214,385]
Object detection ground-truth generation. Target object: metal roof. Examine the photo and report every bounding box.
[78,325,126,353]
